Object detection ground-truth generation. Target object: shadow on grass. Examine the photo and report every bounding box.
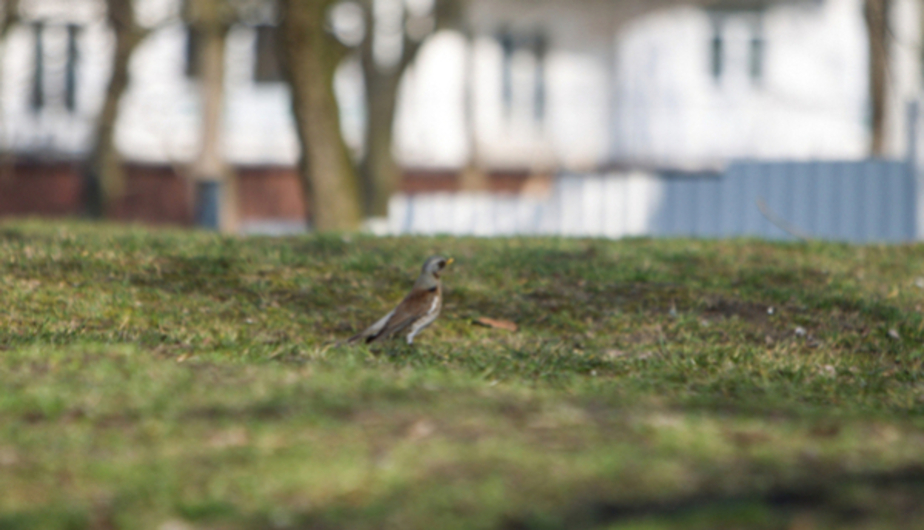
[501,466,924,530]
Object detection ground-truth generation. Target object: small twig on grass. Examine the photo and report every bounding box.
[756,198,812,242]
[473,317,518,332]
[655,325,669,359]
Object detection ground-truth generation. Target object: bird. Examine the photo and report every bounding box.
[348,256,453,345]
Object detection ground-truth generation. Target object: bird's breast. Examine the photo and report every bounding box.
[427,293,441,315]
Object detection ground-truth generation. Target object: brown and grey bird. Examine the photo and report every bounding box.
[348,256,453,345]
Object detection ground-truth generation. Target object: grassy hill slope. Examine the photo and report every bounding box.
[1,221,923,529]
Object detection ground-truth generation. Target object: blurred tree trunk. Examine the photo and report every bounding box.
[188,0,237,232]
[0,0,20,182]
[278,0,361,231]
[0,0,19,67]
[459,28,487,191]
[84,0,147,218]
[0,0,16,36]
[358,0,459,218]
[865,0,890,157]
[0,0,18,64]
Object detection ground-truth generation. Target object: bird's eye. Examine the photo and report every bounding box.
[438,261,446,268]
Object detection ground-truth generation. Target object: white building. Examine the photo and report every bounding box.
[0,0,920,173]
[403,0,922,171]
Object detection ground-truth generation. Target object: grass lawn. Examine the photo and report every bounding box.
[1,220,923,529]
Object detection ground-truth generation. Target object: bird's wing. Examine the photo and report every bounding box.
[347,309,394,344]
[372,288,439,342]
[361,288,438,344]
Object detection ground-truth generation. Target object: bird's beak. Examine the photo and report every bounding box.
[445,258,454,266]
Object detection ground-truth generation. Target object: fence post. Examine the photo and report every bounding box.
[909,100,923,240]
[194,181,221,230]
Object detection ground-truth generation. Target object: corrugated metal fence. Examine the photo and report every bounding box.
[388,160,921,242]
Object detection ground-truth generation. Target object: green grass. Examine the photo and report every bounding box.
[1,220,924,529]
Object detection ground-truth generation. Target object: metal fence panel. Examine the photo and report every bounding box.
[388,159,918,242]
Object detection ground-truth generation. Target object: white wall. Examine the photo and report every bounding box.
[611,1,854,165]
[1,0,920,170]
[609,0,921,165]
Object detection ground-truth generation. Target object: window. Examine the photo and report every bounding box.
[30,21,80,113]
[708,11,765,86]
[254,24,283,83]
[497,28,548,125]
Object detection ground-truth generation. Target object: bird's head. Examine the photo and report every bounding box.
[421,255,453,280]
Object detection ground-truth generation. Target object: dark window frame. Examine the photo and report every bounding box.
[710,21,724,82]
[253,24,283,84]
[749,34,764,83]
[498,29,515,116]
[532,32,547,123]
[31,21,44,112]
[185,25,201,78]
[65,24,80,111]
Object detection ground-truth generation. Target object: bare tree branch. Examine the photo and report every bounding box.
[357,0,458,218]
